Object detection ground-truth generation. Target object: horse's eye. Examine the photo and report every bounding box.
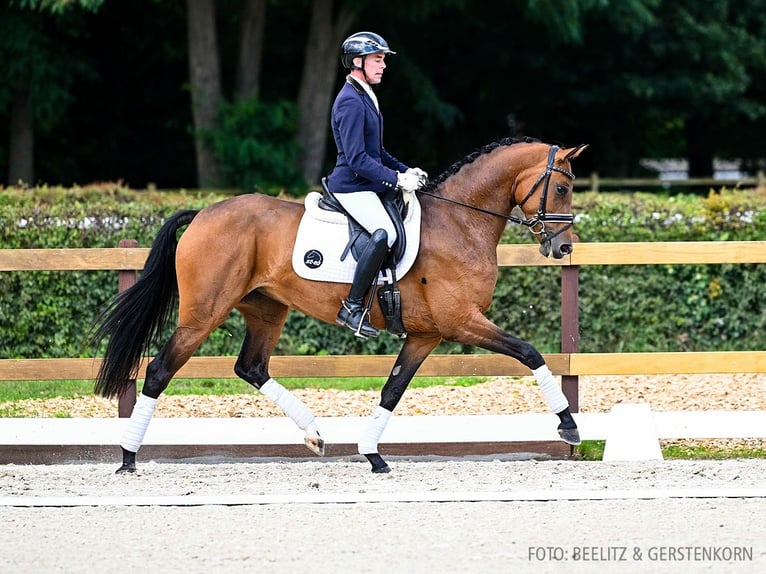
[556,183,569,195]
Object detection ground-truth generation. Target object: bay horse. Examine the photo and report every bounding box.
[92,137,588,474]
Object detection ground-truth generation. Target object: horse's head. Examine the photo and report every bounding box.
[512,143,588,259]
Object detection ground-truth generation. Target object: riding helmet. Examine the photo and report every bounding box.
[341,31,396,69]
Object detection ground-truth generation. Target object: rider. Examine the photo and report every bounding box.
[327,31,427,339]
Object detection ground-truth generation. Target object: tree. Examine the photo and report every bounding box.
[236,0,267,100]
[4,0,766,188]
[365,0,609,173]
[186,0,222,187]
[296,0,357,185]
[634,0,766,177]
[566,0,766,177]
[8,65,33,186]
[1,0,102,185]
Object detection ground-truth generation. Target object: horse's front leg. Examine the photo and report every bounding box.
[449,313,580,446]
[360,334,441,473]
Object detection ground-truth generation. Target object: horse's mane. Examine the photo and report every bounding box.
[422,136,541,193]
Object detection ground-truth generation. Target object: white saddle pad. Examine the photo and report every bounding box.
[292,191,422,284]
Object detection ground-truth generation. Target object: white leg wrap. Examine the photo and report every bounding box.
[533,365,569,414]
[358,405,393,454]
[260,378,316,430]
[120,393,157,453]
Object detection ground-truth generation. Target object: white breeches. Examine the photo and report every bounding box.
[333,191,397,248]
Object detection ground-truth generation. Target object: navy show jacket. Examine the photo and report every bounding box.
[327,77,409,194]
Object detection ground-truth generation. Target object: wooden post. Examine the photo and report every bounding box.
[757,170,765,191]
[590,171,599,193]
[117,239,138,418]
[560,265,580,412]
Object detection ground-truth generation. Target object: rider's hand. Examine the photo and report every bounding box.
[407,167,428,185]
[397,171,422,194]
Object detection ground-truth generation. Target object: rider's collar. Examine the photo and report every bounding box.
[347,75,379,111]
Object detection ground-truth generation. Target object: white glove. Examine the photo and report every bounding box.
[406,167,429,185]
[397,171,421,194]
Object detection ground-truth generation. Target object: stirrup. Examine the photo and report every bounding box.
[337,300,379,339]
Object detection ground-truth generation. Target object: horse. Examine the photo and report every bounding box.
[92,137,588,474]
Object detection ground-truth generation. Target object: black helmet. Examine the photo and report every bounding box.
[341,31,396,69]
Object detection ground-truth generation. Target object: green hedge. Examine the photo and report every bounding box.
[491,188,766,354]
[1,184,765,360]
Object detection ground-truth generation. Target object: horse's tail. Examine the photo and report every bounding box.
[92,210,199,399]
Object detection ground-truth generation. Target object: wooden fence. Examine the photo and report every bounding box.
[2,240,766,418]
[573,171,765,193]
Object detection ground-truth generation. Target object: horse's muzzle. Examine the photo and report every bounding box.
[539,238,573,259]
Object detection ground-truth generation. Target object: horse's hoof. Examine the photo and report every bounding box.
[304,435,325,457]
[364,453,391,474]
[115,463,136,474]
[558,425,581,446]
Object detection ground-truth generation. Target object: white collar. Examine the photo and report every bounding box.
[348,75,379,112]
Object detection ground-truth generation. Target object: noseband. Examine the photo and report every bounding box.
[417,145,575,241]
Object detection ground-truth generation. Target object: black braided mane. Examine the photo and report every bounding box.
[422,136,541,193]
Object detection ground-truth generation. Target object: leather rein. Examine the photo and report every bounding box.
[416,145,575,241]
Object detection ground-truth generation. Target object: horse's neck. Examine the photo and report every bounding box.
[435,159,519,243]
[429,183,510,249]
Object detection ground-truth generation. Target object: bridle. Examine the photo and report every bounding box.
[416,144,575,241]
[515,145,575,240]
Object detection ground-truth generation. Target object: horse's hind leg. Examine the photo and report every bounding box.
[117,325,212,473]
[234,292,325,456]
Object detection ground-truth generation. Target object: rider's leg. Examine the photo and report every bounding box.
[332,191,397,338]
[336,228,389,338]
[332,191,397,248]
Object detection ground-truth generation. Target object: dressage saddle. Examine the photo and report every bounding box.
[318,177,409,264]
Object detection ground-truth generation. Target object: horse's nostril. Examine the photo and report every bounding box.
[560,244,572,255]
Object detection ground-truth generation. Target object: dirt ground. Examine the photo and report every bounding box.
[1,458,765,573]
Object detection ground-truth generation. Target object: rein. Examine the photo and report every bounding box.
[416,145,575,240]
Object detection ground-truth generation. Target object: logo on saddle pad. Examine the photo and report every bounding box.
[303,249,323,269]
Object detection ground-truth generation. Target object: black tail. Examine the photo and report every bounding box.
[91,210,199,398]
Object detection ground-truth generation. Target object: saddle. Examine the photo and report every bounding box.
[319,177,408,338]
[318,178,409,264]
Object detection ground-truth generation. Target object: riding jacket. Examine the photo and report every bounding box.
[327,76,409,194]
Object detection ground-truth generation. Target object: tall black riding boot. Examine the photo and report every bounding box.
[337,229,389,339]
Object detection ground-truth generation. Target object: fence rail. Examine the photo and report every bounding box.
[2,241,765,417]
[2,351,765,382]
[4,240,766,270]
[573,171,766,192]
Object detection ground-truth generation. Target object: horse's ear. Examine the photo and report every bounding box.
[564,144,589,161]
